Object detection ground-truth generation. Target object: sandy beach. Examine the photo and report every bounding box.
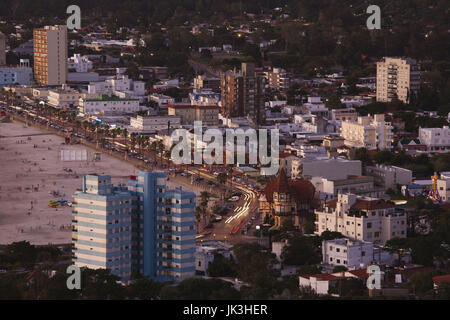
[0,121,184,245]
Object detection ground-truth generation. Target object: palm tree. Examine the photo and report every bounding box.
[157,141,165,166]
[199,191,210,225]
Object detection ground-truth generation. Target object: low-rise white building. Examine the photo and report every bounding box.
[418,126,450,153]
[88,75,146,102]
[128,115,181,134]
[311,175,383,200]
[293,158,362,180]
[149,93,175,108]
[366,164,412,189]
[79,95,141,115]
[315,194,407,245]
[67,54,93,72]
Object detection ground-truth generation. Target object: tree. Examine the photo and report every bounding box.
[281,235,320,266]
[409,271,434,296]
[332,266,348,273]
[128,278,162,300]
[206,253,238,278]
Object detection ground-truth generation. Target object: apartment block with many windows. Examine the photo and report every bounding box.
[33,25,68,86]
[72,175,132,281]
[314,194,407,245]
[376,57,420,104]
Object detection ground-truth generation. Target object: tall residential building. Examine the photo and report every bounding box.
[72,175,132,281]
[376,57,420,104]
[221,62,265,125]
[193,74,221,92]
[128,171,196,281]
[33,25,68,86]
[0,32,6,66]
[266,67,290,92]
[341,114,393,150]
[314,194,407,245]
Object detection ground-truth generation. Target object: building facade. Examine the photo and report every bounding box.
[376,57,420,104]
[72,175,132,281]
[79,95,141,115]
[68,54,93,72]
[0,60,33,86]
[129,115,181,134]
[418,126,450,153]
[221,62,265,125]
[314,194,407,245]
[168,103,220,126]
[341,114,393,150]
[366,164,413,189]
[194,74,221,92]
[33,25,68,86]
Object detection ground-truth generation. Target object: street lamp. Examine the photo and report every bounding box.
[256,225,262,239]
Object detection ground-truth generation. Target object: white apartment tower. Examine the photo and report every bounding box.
[376,57,420,104]
[33,25,68,86]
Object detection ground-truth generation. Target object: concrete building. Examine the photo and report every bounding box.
[195,241,233,275]
[47,85,97,108]
[293,158,362,180]
[72,175,132,281]
[0,60,33,86]
[366,164,412,189]
[311,175,383,200]
[315,194,407,245]
[302,97,329,119]
[79,94,141,115]
[322,136,345,149]
[266,68,290,92]
[128,172,196,281]
[0,32,5,66]
[322,238,397,269]
[88,75,146,102]
[129,115,181,134]
[148,93,175,108]
[189,89,221,106]
[418,126,450,153]
[33,25,68,86]
[193,74,221,92]
[68,54,93,72]
[221,62,265,125]
[168,103,220,126]
[376,57,420,104]
[341,114,393,150]
[436,172,450,203]
[331,108,358,122]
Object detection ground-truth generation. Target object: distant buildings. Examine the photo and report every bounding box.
[68,54,93,72]
[79,94,141,115]
[376,57,420,104]
[168,103,220,126]
[341,114,393,150]
[315,194,407,245]
[88,75,146,102]
[193,74,221,92]
[47,84,97,108]
[221,62,265,125]
[72,175,132,280]
[0,59,33,86]
[418,126,450,153]
[33,25,68,86]
[365,164,413,189]
[293,158,362,181]
[330,108,358,122]
[129,114,181,134]
[266,67,290,92]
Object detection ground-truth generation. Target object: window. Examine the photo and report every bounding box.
[367,222,372,229]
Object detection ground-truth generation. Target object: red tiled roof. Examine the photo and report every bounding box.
[309,274,343,281]
[264,169,315,204]
[433,274,450,286]
[347,269,370,279]
[279,152,296,159]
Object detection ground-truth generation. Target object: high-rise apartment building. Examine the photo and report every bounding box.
[221,62,265,125]
[72,175,132,281]
[72,171,197,282]
[33,25,68,86]
[127,171,196,281]
[341,114,393,150]
[0,32,6,66]
[376,57,420,104]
